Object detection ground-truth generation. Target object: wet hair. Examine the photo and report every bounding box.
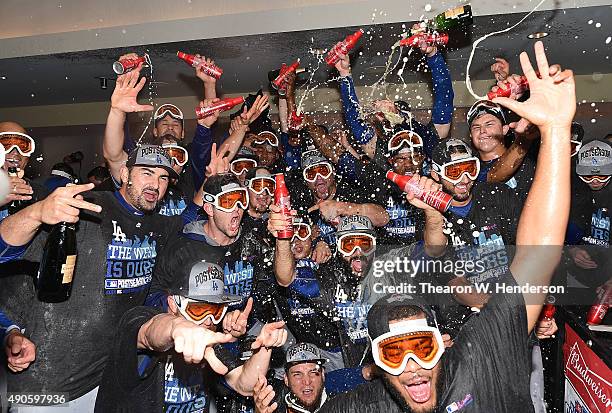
[388,305,426,323]
[203,173,240,196]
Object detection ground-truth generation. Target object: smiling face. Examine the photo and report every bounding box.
[0,122,31,172]
[469,114,509,161]
[389,150,425,176]
[305,172,335,201]
[285,363,325,411]
[432,171,474,205]
[381,316,443,413]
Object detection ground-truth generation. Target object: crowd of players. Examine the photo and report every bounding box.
[0,29,609,413]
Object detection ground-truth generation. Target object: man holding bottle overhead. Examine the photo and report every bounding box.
[0,145,181,412]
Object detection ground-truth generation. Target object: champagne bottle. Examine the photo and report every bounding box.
[412,5,473,34]
[7,166,27,215]
[36,222,77,303]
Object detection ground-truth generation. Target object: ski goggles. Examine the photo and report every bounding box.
[173,295,227,325]
[336,232,376,257]
[467,99,506,126]
[203,187,249,213]
[0,132,36,157]
[292,222,312,241]
[372,319,445,374]
[570,140,582,158]
[388,130,423,153]
[432,157,480,185]
[247,176,275,196]
[162,144,188,166]
[230,158,257,175]
[579,175,611,184]
[253,131,279,148]
[303,162,334,183]
[154,104,184,122]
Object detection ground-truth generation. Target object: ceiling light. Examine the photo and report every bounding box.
[528,32,549,39]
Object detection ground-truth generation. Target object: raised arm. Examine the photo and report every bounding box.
[225,321,287,396]
[268,204,296,286]
[498,42,575,333]
[103,54,154,182]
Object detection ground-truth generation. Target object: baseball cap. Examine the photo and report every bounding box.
[431,139,474,166]
[301,149,329,170]
[576,140,612,176]
[467,100,507,127]
[336,215,375,236]
[285,342,327,369]
[126,145,180,180]
[167,260,242,304]
[367,293,440,342]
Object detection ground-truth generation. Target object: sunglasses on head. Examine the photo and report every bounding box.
[203,187,250,213]
[388,130,423,153]
[467,99,505,126]
[248,176,275,196]
[336,233,376,257]
[173,295,227,325]
[579,175,610,184]
[154,104,184,122]
[230,158,258,175]
[303,162,334,183]
[162,144,188,166]
[253,132,279,148]
[0,132,36,157]
[372,320,445,374]
[433,157,481,185]
[292,222,312,241]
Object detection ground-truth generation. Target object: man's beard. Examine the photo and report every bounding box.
[153,133,179,146]
[292,386,324,412]
[381,368,445,413]
[341,254,373,279]
[126,184,159,213]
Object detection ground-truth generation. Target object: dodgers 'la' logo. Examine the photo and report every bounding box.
[112,220,127,243]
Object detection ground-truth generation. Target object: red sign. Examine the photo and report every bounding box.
[563,324,612,412]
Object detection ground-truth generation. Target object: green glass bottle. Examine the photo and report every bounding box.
[432,4,473,31]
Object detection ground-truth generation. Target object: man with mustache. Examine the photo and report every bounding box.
[0,145,182,411]
[318,40,575,413]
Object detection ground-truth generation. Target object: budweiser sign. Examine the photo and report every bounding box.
[563,324,612,412]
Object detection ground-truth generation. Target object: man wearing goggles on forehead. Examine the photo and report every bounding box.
[150,173,296,332]
[96,260,288,413]
[566,139,612,288]
[296,149,388,248]
[431,139,520,286]
[243,167,275,234]
[467,99,538,201]
[230,146,260,186]
[0,122,50,221]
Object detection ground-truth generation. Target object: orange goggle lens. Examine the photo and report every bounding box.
[338,234,375,256]
[0,134,34,155]
[231,159,257,175]
[249,177,275,194]
[379,331,439,368]
[163,146,188,166]
[292,223,312,241]
[218,189,249,211]
[444,160,479,181]
[185,302,226,322]
[155,104,183,120]
[304,163,332,182]
[388,131,423,152]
